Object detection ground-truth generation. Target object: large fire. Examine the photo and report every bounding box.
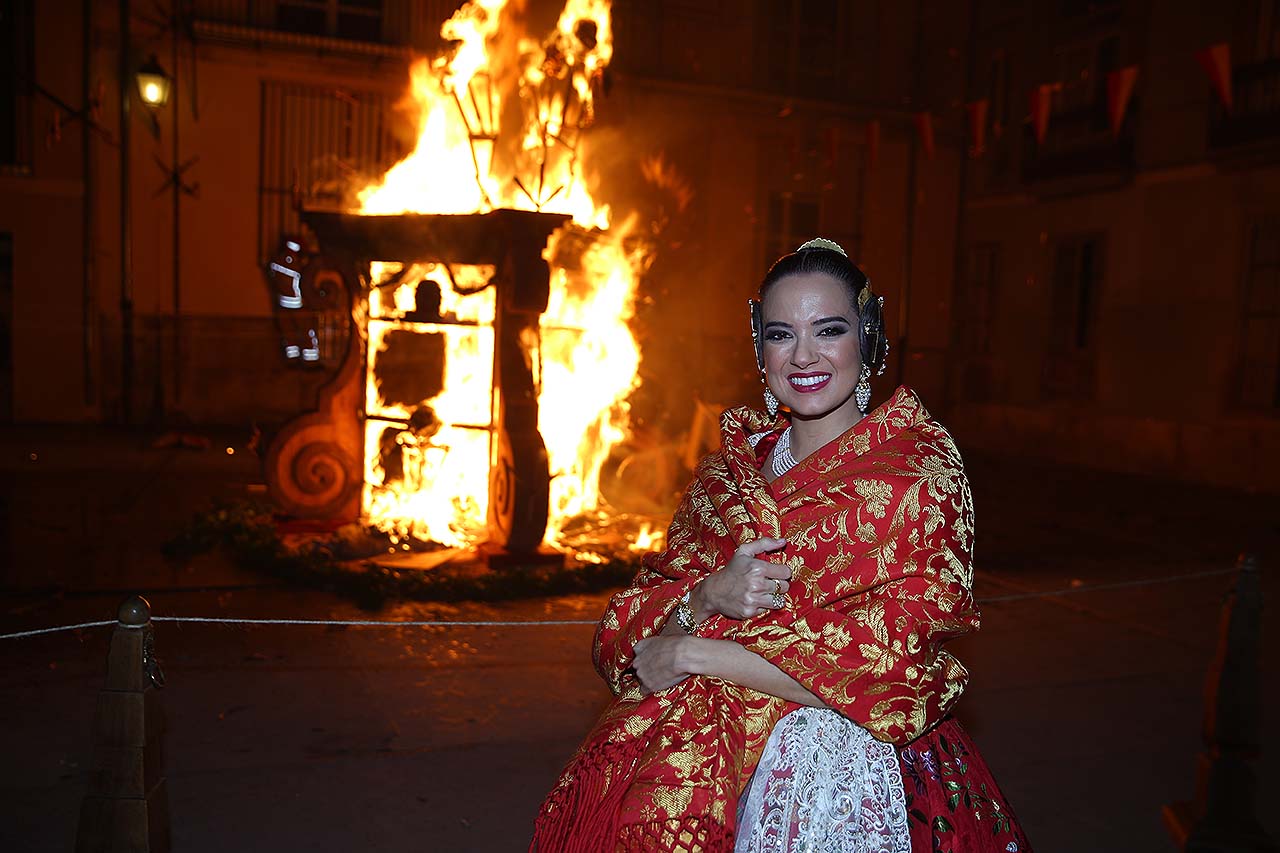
[356,0,646,551]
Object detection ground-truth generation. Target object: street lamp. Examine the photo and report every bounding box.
[135,55,171,108]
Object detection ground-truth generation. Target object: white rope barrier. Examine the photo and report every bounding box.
[0,617,598,641]
[152,616,598,628]
[976,565,1238,603]
[2,620,118,639]
[0,565,1244,641]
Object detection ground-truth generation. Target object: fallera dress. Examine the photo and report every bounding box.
[531,387,1032,853]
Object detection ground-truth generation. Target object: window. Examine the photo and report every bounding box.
[763,192,821,271]
[1239,219,1280,409]
[1060,0,1119,17]
[276,0,383,42]
[1,0,32,171]
[0,232,11,421]
[1043,235,1104,400]
[984,48,1014,182]
[258,81,396,262]
[1256,0,1280,61]
[1054,33,1118,117]
[956,243,1000,402]
[762,0,843,97]
[987,49,1012,142]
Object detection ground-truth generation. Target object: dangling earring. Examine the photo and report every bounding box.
[855,365,872,414]
[764,384,779,418]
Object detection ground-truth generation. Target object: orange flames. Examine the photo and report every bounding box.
[357,0,649,552]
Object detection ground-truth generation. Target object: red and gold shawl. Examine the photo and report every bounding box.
[532,387,979,852]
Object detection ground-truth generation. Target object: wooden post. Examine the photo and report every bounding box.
[1163,554,1278,852]
[76,596,171,853]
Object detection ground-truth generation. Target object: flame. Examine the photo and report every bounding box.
[540,217,641,541]
[364,262,498,546]
[358,0,612,227]
[356,0,645,551]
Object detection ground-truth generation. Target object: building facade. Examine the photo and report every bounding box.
[28,2,1275,494]
[945,0,1280,492]
[1,0,964,449]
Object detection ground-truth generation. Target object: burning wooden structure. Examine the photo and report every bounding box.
[264,209,571,552]
[261,0,644,558]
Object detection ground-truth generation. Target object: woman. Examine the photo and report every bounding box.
[532,239,1030,853]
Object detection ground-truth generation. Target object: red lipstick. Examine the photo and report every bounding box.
[787,372,832,393]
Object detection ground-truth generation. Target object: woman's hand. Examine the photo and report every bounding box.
[694,537,790,620]
[632,635,693,693]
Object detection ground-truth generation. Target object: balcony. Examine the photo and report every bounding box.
[1021,100,1135,185]
[1209,60,1280,151]
[188,1,446,53]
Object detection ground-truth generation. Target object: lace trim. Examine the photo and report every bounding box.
[735,708,910,853]
[747,430,772,449]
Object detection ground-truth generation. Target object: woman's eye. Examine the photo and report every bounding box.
[764,330,791,341]
[817,325,848,337]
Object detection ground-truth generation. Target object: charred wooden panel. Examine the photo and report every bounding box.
[372,328,446,408]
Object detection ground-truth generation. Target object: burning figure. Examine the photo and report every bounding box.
[265,237,347,366]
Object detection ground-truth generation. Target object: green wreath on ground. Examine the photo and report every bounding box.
[164,502,640,611]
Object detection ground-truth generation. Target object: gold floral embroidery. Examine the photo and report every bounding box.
[854,478,893,517]
[539,387,981,844]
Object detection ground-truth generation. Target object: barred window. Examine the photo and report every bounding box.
[1043,234,1104,401]
[1,0,32,171]
[0,231,11,421]
[258,81,397,262]
[1255,0,1280,62]
[1060,0,1120,18]
[1239,218,1280,410]
[762,0,844,97]
[276,0,384,42]
[760,134,862,278]
[764,192,821,272]
[1053,33,1118,118]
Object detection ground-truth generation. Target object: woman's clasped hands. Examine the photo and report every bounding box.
[695,536,791,620]
[632,537,789,694]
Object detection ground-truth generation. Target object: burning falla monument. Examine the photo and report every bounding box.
[262,0,651,557]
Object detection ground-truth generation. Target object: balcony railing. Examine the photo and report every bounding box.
[188,1,448,51]
[1021,100,1136,184]
[1209,59,1280,150]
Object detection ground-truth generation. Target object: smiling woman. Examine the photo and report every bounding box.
[753,239,886,480]
[531,240,1032,853]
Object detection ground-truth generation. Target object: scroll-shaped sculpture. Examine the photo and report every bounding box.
[262,238,362,520]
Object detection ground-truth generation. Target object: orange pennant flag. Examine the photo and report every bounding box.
[1029,83,1061,145]
[1195,42,1233,112]
[1106,66,1139,137]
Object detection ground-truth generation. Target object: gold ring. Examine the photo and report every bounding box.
[773,579,782,595]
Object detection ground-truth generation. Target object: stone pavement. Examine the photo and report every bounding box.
[1,425,1278,852]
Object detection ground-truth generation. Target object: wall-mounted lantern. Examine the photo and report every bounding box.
[135,55,171,108]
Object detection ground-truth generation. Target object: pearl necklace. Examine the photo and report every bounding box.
[771,426,798,478]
